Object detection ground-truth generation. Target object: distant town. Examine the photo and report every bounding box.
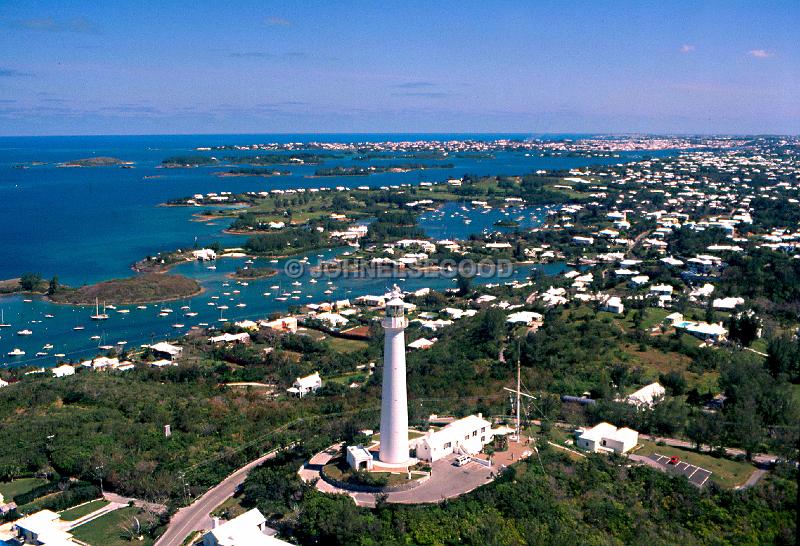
[1,134,798,546]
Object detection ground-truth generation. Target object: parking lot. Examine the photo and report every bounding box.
[649,453,712,486]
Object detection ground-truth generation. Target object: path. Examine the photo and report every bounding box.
[103,492,167,514]
[154,448,282,546]
[736,468,768,490]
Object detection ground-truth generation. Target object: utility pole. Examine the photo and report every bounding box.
[516,342,521,443]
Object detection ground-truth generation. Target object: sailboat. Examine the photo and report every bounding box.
[0,310,10,328]
[90,298,109,320]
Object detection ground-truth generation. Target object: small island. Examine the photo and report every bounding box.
[227,267,279,280]
[49,273,202,305]
[214,168,290,178]
[60,157,133,167]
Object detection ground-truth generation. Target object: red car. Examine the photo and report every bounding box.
[668,456,680,465]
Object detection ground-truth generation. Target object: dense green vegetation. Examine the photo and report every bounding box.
[238,444,796,545]
[244,226,329,255]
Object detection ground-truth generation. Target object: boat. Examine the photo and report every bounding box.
[207,265,217,270]
[0,310,10,328]
[73,325,85,331]
[7,348,25,356]
[172,324,185,328]
[270,285,280,290]
[106,304,117,310]
[275,297,288,302]
[159,312,169,317]
[291,281,302,286]
[116,309,130,314]
[324,289,333,294]
[43,343,53,350]
[17,329,32,336]
[236,303,246,308]
[90,299,109,321]
[55,353,65,357]
[185,311,198,317]
[90,335,101,340]
[160,308,173,313]
[263,292,272,297]
[35,351,48,357]
[137,305,147,310]
[99,344,113,350]
[309,278,318,284]
[181,306,190,310]
[44,314,54,318]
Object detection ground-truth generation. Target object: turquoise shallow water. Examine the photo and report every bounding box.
[0,134,670,366]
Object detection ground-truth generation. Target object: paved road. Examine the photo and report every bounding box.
[154,449,281,546]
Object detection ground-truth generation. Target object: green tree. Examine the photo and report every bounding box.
[19,272,42,291]
[48,276,59,296]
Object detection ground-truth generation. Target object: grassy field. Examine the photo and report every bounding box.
[326,336,369,353]
[59,499,110,521]
[0,477,47,501]
[634,440,756,488]
[71,506,154,546]
[327,371,368,385]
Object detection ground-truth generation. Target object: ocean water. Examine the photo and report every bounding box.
[0,134,670,366]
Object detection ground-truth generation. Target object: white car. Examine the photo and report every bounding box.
[454,455,471,467]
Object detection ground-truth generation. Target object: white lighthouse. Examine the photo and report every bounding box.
[378,287,411,464]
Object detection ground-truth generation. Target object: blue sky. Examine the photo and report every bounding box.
[0,0,798,135]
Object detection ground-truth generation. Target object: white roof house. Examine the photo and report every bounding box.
[287,372,322,398]
[506,311,544,326]
[575,422,639,454]
[0,378,8,388]
[209,333,251,344]
[149,341,183,358]
[412,414,494,462]
[192,248,217,261]
[680,321,728,341]
[202,508,289,546]
[260,316,298,333]
[314,312,349,327]
[13,509,76,546]
[408,337,436,350]
[51,364,75,378]
[600,296,624,315]
[712,297,745,310]
[625,382,666,407]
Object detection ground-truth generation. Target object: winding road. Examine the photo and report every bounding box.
[154,448,281,546]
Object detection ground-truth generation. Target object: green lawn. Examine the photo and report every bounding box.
[0,477,47,502]
[71,506,154,546]
[59,499,109,521]
[634,440,756,488]
[327,336,369,353]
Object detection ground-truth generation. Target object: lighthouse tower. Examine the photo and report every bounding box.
[378,287,410,464]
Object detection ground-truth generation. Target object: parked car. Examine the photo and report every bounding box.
[669,455,680,465]
[454,455,470,467]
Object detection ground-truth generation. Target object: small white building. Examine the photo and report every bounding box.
[149,341,183,359]
[575,422,639,454]
[202,508,289,546]
[193,248,217,261]
[0,378,9,388]
[413,414,493,462]
[51,364,75,378]
[12,509,76,545]
[287,372,322,398]
[506,311,544,326]
[600,296,625,314]
[625,382,666,408]
[209,332,251,344]
[408,337,436,350]
[346,445,374,471]
[260,316,298,333]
